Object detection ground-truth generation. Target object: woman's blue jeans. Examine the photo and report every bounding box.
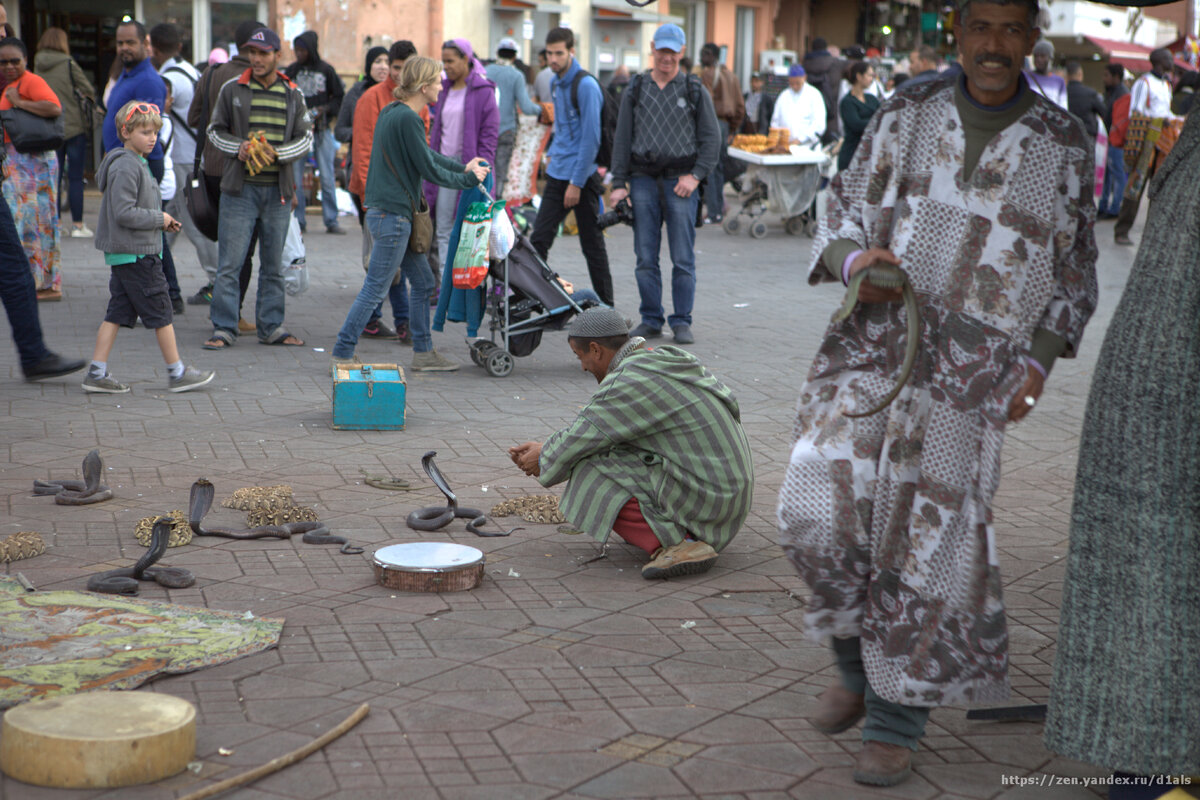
[334,209,435,357]
[56,133,87,224]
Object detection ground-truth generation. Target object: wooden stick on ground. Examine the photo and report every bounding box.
[176,703,369,800]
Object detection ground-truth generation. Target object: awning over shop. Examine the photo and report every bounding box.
[493,0,571,14]
[1047,34,1195,73]
[591,0,682,23]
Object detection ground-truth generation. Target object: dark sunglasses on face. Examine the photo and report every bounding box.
[0,58,22,66]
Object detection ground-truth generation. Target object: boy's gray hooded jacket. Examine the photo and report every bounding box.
[94,148,164,255]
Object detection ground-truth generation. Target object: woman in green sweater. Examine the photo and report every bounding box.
[332,56,489,371]
[838,61,881,172]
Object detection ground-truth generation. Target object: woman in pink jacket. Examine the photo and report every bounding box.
[424,38,498,268]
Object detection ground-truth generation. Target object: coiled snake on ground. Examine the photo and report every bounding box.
[86,518,196,594]
[833,263,922,418]
[33,449,113,504]
[406,451,521,537]
[188,479,363,554]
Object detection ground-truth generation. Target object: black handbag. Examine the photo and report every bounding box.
[0,107,65,154]
[183,74,219,241]
[68,62,96,136]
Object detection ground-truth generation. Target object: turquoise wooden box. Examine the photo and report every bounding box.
[332,363,406,430]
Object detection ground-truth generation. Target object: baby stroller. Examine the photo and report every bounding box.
[467,234,599,377]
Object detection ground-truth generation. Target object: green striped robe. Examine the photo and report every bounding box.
[538,342,753,550]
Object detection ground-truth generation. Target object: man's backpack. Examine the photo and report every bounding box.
[164,63,200,142]
[569,69,619,168]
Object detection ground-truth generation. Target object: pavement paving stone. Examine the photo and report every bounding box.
[1,201,1144,798]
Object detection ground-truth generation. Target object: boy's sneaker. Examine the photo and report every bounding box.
[70,224,94,238]
[82,373,130,394]
[412,350,459,372]
[396,322,412,346]
[187,284,213,305]
[168,367,215,393]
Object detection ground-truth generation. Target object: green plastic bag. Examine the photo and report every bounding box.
[451,201,500,289]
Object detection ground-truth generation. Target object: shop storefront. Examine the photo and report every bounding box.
[591,0,662,81]
[15,0,267,88]
[490,0,568,63]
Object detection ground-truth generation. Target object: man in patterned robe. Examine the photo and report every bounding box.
[777,0,1098,786]
[510,307,753,580]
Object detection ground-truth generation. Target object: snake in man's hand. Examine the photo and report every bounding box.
[833,262,923,419]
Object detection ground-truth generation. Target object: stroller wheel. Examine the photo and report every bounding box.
[749,220,769,240]
[722,216,742,235]
[484,349,514,378]
[469,340,492,367]
[785,216,804,236]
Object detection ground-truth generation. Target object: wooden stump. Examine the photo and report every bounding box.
[0,691,196,788]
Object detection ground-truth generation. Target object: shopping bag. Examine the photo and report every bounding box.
[451,201,497,289]
[284,258,309,296]
[488,204,516,260]
[282,215,308,296]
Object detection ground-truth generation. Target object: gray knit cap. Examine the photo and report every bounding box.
[568,307,629,338]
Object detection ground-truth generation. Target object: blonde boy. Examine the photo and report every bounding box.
[86,100,214,393]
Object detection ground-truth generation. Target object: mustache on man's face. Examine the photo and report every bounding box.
[975,53,1013,67]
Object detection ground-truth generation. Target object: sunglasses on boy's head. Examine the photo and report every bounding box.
[124,102,160,122]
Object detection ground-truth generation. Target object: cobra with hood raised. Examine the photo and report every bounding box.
[205,68,312,202]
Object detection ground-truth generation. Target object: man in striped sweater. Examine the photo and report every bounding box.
[202,26,312,350]
[510,308,753,579]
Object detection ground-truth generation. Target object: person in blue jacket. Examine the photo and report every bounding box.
[528,27,612,306]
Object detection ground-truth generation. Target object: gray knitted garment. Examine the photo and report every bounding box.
[1044,110,1200,775]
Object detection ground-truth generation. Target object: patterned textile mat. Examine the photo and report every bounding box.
[0,577,282,709]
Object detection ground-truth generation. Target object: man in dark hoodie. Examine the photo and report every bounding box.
[285,30,345,235]
[801,37,844,143]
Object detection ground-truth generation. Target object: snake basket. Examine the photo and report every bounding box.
[372,543,484,593]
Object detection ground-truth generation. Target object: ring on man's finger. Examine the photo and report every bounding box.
[1023,396,1036,408]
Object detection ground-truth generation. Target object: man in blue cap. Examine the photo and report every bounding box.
[609,23,720,346]
[770,64,826,146]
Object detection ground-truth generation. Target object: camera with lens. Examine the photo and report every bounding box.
[596,198,635,230]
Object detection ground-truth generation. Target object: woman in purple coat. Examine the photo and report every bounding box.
[425,38,499,266]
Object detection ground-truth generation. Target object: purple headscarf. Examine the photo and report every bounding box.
[443,38,488,79]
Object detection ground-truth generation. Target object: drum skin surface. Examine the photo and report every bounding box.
[373,543,486,592]
[0,691,196,788]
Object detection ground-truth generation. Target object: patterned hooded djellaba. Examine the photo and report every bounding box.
[777,77,1098,707]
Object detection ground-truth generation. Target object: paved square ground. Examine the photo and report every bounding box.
[0,197,1145,799]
